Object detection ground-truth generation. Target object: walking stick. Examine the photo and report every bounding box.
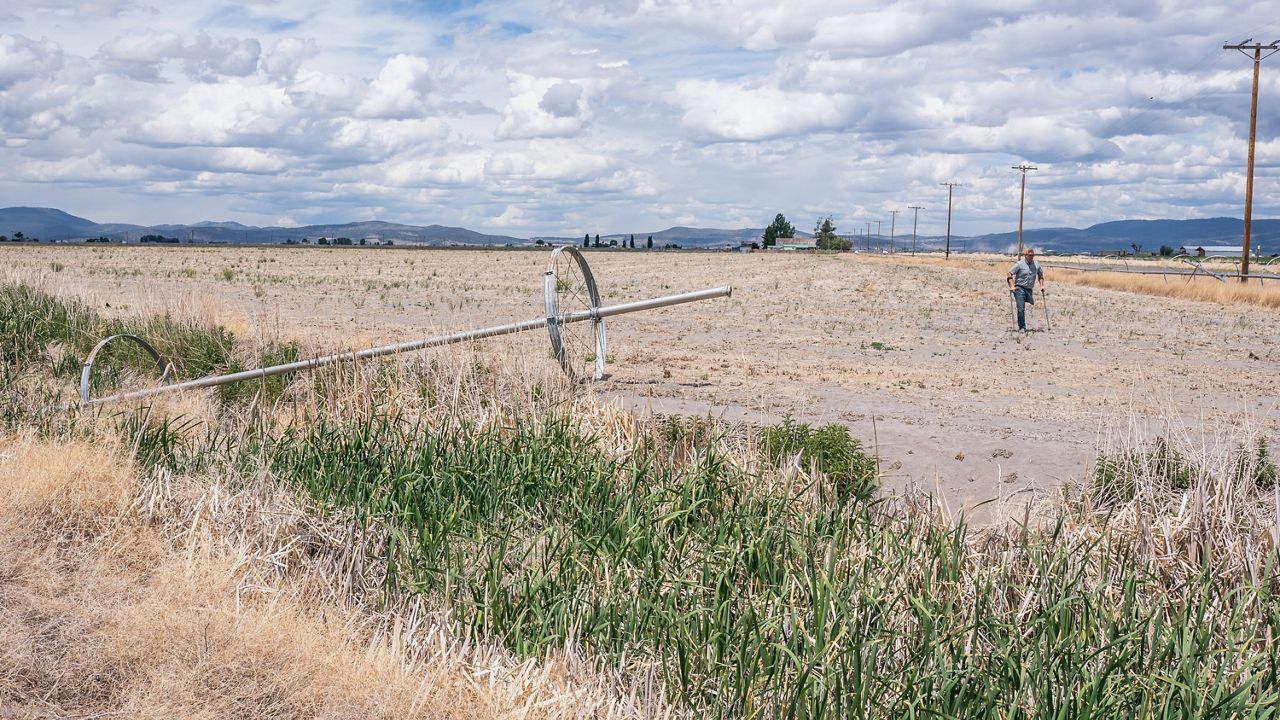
[1007,287,1017,332]
[1041,288,1051,331]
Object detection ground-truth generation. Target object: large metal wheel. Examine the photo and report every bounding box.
[80,334,174,407]
[544,246,606,381]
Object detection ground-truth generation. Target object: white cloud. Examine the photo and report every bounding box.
[674,79,855,142]
[183,32,261,80]
[357,54,434,119]
[1,0,1277,235]
[98,30,264,82]
[0,34,64,89]
[97,31,185,81]
[497,73,592,139]
[135,81,296,147]
[261,38,314,82]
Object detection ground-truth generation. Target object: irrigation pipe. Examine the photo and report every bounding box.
[82,285,732,407]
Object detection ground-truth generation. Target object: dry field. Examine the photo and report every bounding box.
[5,243,1280,717]
[6,243,1275,513]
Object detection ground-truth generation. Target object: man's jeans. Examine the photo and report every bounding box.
[1013,287,1035,330]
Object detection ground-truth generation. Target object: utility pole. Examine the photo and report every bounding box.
[875,221,882,251]
[888,210,899,253]
[865,222,871,252]
[1224,39,1279,282]
[940,182,959,259]
[1012,164,1037,256]
[908,206,924,255]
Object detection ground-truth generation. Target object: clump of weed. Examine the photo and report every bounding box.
[1093,434,1278,505]
[215,341,302,405]
[762,415,877,501]
[659,414,720,451]
[1232,437,1279,490]
[0,282,294,411]
[1092,435,1197,504]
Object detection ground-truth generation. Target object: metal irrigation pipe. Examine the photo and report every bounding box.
[82,285,732,407]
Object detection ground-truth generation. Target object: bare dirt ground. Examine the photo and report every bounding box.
[6,244,1277,516]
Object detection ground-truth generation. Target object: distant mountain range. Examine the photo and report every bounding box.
[1,206,1277,255]
[0,207,521,247]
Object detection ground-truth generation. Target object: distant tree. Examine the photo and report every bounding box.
[318,237,329,245]
[594,234,601,247]
[583,233,590,248]
[609,239,618,247]
[646,235,653,249]
[1159,244,1174,257]
[629,234,635,248]
[359,238,367,246]
[762,213,794,248]
[813,216,848,251]
[1131,243,1141,255]
[0,235,7,242]
[13,231,25,242]
[535,239,546,246]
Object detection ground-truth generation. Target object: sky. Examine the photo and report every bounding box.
[2,1,1278,237]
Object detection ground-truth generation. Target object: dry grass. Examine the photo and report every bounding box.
[1053,267,1280,309]
[884,252,1280,308]
[0,431,665,719]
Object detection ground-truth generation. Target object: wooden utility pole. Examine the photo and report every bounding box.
[1012,164,1037,256]
[908,205,924,255]
[865,222,871,251]
[940,182,959,259]
[888,210,899,253]
[1224,40,1279,282]
[875,220,882,251]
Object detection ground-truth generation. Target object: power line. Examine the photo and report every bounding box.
[1223,39,1280,281]
[1012,164,1038,256]
[908,206,924,255]
[940,182,959,259]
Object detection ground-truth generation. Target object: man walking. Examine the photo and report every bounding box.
[1007,248,1045,332]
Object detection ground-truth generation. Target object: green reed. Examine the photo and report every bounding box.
[0,282,298,413]
[127,408,1280,719]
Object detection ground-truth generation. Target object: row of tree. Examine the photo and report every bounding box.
[581,234,668,249]
[762,213,850,251]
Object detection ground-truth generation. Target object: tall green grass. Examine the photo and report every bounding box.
[128,408,1280,718]
[0,282,298,413]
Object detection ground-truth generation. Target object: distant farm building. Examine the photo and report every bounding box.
[1182,245,1245,258]
[778,241,815,251]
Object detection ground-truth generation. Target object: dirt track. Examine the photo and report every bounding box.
[8,245,1277,516]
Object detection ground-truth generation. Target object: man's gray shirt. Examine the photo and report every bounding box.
[1009,259,1042,291]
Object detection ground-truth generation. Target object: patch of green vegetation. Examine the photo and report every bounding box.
[214,341,302,405]
[762,415,878,501]
[0,282,296,411]
[1094,436,1278,504]
[1093,436,1196,504]
[119,408,1280,717]
[660,414,720,451]
[1234,437,1279,490]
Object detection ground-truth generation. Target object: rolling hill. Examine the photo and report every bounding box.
[2,206,1276,254]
